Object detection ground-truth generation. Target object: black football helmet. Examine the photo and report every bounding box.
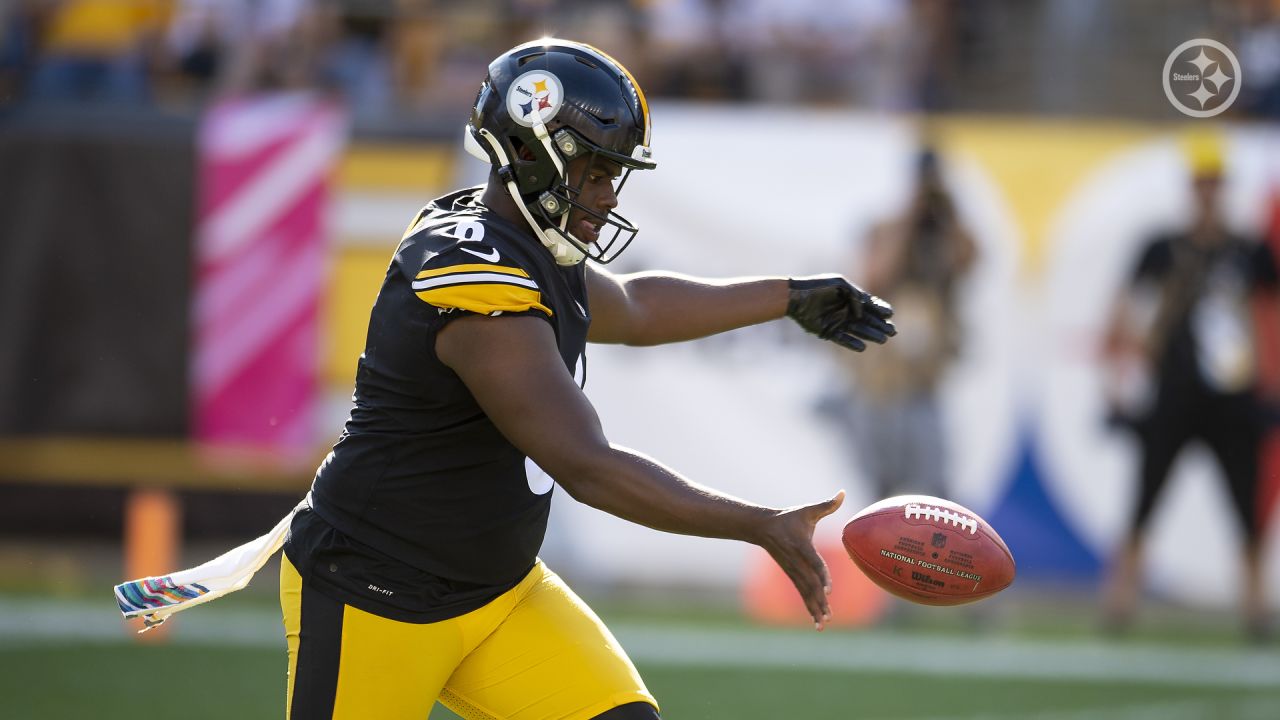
[465,39,656,265]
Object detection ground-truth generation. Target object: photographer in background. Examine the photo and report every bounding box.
[832,143,977,501]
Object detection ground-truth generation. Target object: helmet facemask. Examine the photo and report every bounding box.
[529,127,653,265]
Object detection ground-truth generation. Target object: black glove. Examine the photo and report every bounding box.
[786,275,896,352]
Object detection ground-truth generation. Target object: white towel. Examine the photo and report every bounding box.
[113,495,308,632]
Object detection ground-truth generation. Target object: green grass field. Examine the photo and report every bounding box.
[2,588,1277,720]
[1,641,1277,720]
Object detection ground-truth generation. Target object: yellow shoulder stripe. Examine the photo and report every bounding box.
[413,262,549,315]
[416,264,529,281]
[417,283,552,317]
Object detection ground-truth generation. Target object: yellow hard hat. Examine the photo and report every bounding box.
[1181,128,1225,178]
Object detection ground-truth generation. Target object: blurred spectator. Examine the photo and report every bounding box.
[679,0,914,107]
[319,0,394,119]
[164,0,233,98]
[27,0,170,104]
[0,1,40,101]
[385,0,443,115]
[830,142,977,500]
[8,0,1271,123]
[1102,132,1275,641]
[1232,0,1280,119]
[164,0,322,98]
[904,0,959,111]
[642,0,758,101]
[1033,0,1110,115]
[230,0,325,93]
[637,0,920,107]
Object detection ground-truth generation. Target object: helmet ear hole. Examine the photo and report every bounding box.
[510,137,536,162]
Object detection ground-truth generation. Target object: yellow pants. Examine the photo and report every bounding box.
[280,555,657,720]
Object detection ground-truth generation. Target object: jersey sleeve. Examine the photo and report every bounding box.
[411,248,553,318]
[1130,236,1173,284]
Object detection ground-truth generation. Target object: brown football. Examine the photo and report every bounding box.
[842,494,1015,606]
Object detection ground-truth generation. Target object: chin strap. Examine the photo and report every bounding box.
[469,127,587,266]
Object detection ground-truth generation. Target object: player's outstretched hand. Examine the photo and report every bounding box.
[786,275,895,352]
[755,490,846,630]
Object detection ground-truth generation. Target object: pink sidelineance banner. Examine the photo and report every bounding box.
[191,93,346,455]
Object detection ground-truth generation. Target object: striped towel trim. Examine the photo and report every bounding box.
[113,495,308,632]
[114,576,211,615]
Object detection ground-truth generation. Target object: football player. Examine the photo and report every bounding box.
[280,39,896,720]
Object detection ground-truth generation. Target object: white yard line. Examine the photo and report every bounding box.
[1,599,1276,690]
[610,624,1280,689]
[900,696,1279,720]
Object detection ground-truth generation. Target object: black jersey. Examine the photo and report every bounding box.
[286,187,590,622]
[1130,232,1278,394]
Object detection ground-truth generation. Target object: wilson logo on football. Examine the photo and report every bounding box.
[904,503,978,535]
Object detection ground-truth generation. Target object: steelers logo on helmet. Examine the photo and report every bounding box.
[506,70,564,128]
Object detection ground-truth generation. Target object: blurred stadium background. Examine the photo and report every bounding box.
[3,1,1280,718]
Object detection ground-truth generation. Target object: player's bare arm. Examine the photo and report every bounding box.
[585,265,787,344]
[437,312,844,628]
[586,263,897,351]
